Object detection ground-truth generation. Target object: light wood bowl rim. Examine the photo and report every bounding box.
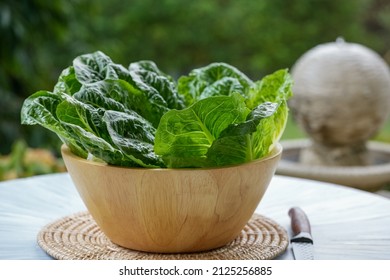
[61,143,282,171]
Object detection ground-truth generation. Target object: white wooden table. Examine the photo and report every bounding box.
[1,173,389,260]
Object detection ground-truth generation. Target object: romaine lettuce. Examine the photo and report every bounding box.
[21,51,292,168]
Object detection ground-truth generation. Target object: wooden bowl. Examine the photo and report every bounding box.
[61,144,282,253]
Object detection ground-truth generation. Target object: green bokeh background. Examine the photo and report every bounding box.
[1,0,390,156]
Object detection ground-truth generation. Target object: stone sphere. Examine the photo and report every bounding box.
[290,39,390,147]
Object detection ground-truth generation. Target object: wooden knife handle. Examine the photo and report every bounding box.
[288,207,311,235]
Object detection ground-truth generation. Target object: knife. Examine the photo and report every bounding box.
[288,207,314,260]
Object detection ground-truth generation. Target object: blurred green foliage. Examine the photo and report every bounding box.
[0,139,65,181]
[1,0,390,155]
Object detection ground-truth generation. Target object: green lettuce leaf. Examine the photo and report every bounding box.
[56,97,162,167]
[53,66,82,97]
[55,97,123,164]
[246,68,293,109]
[243,69,292,159]
[177,62,253,106]
[73,51,115,84]
[129,61,185,110]
[103,110,163,167]
[250,100,289,158]
[20,91,87,158]
[154,93,249,167]
[74,79,168,128]
[206,101,286,166]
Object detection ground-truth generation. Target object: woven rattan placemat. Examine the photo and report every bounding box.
[37,211,288,260]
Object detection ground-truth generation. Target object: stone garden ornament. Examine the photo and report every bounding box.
[277,38,390,191]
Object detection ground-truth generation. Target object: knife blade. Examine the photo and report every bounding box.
[288,207,314,260]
